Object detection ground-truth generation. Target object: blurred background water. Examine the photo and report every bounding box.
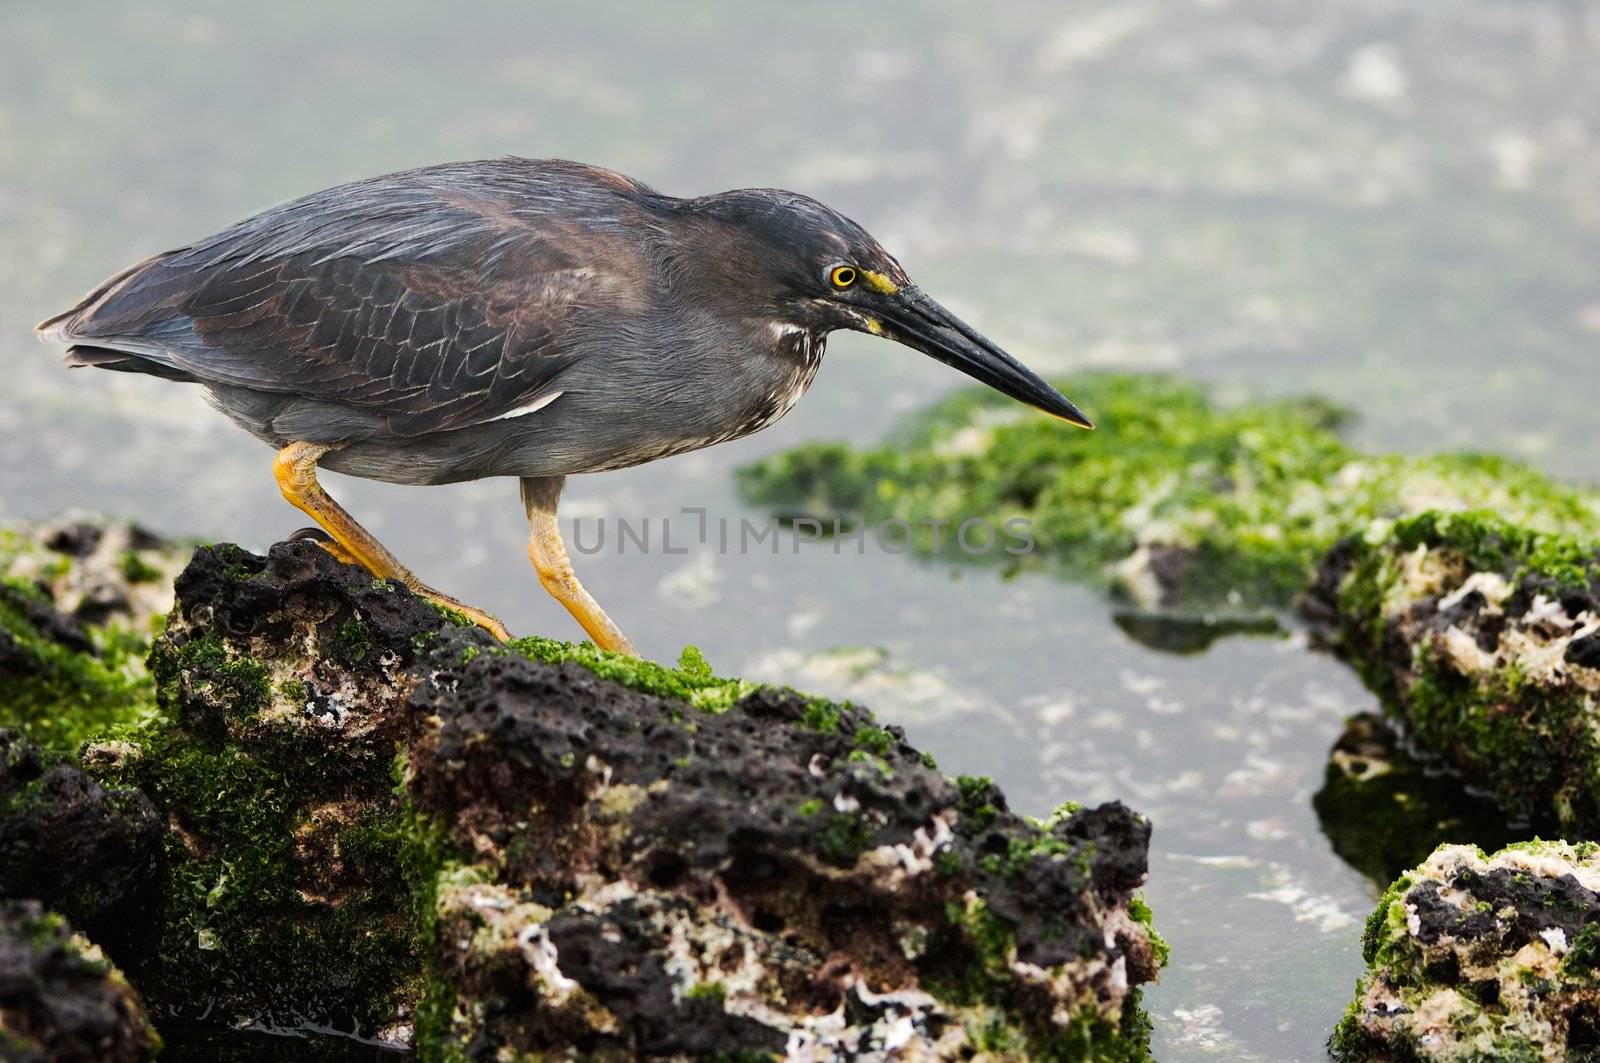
[3,3,1598,1058]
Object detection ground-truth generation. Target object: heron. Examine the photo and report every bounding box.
[38,158,1090,656]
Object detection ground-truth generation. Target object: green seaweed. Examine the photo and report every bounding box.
[956,774,999,829]
[686,980,728,1005]
[738,373,1600,609]
[937,896,1154,1061]
[87,572,423,1043]
[510,635,757,713]
[1128,896,1169,970]
[0,578,158,751]
[1334,842,1600,1062]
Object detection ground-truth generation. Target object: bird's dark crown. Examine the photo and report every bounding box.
[672,188,910,329]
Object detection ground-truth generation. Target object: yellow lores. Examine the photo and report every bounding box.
[859,269,899,295]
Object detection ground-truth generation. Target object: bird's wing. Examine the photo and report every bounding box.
[42,161,657,436]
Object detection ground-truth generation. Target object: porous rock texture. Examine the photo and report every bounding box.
[0,730,165,960]
[0,530,1165,1059]
[409,626,1162,1059]
[0,900,158,1062]
[1307,510,1600,830]
[1333,841,1600,1062]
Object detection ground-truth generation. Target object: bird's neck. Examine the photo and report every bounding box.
[763,320,827,370]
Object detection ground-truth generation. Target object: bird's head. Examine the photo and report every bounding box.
[683,188,1092,429]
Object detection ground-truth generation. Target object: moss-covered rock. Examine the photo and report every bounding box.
[0,899,159,1062]
[0,518,187,751]
[407,629,1163,1060]
[0,730,164,961]
[737,373,1600,611]
[1307,510,1600,830]
[1333,840,1600,1062]
[89,541,440,1050]
[17,534,1162,1059]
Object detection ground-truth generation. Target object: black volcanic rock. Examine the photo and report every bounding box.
[0,731,164,961]
[0,900,158,1062]
[1,532,1166,1060]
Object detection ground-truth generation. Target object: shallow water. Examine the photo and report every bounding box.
[4,3,1598,1058]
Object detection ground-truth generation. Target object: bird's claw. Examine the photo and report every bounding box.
[289,526,362,567]
[289,526,509,641]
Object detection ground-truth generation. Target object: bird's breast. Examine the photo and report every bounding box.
[741,325,825,433]
[514,324,827,476]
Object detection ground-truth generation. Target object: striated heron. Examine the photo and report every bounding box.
[38,158,1090,655]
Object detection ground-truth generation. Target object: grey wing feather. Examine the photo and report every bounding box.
[39,158,661,436]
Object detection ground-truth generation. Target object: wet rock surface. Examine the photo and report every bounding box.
[0,730,164,961]
[0,899,158,1063]
[0,530,1166,1059]
[1334,841,1600,1062]
[1307,510,1600,830]
[409,627,1161,1058]
[1312,713,1530,889]
[1111,609,1284,656]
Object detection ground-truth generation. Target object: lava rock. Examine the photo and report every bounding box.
[1306,511,1600,829]
[0,731,164,961]
[0,900,158,1062]
[0,583,94,659]
[0,517,190,751]
[21,536,1164,1060]
[1333,841,1600,1061]
[407,626,1162,1058]
[1111,608,1283,654]
[92,541,435,1050]
[6,515,187,632]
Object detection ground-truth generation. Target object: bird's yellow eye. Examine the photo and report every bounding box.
[829,265,858,289]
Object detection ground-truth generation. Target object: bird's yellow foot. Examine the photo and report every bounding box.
[277,445,511,643]
[289,526,360,567]
[412,587,512,643]
[286,526,510,642]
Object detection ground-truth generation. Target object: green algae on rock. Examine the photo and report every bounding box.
[1307,511,1600,830]
[1333,840,1600,1062]
[1311,713,1533,889]
[88,541,437,1051]
[0,899,159,1062]
[18,535,1164,1059]
[407,625,1164,1060]
[737,373,1600,611]
[0,518,187,751]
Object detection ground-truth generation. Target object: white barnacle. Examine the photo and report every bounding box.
[517,924,579,1002]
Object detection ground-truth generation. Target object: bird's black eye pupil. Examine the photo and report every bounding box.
[830,266,857,289]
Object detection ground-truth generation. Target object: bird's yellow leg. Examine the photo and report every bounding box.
[274,441,511,642]
[521,476,637,657]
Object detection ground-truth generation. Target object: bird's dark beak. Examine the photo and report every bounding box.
[875,291,1093,428]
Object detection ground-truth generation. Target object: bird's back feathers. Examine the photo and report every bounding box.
[39,158,671,437]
